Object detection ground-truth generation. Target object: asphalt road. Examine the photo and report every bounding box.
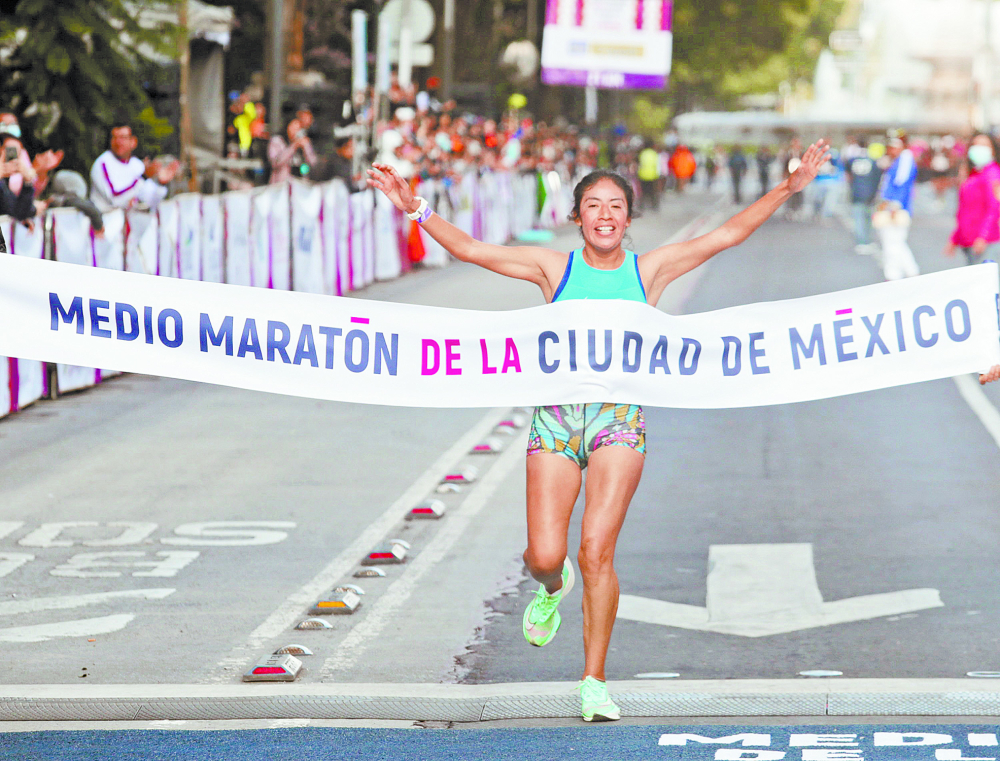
[3,183,1000,725]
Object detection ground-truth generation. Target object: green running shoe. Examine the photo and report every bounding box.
[522,557,575,647]
[577,676,621,722]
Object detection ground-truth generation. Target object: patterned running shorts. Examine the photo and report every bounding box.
[526,403,646,468]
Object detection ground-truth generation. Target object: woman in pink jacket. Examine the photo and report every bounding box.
[945,133,1000,265]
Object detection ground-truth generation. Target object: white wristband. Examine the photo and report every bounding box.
[406,197,429,222]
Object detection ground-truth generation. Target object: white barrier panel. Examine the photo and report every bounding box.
[5,257,999,409]
[223,191,252,286]
[249,188,272,288]
[290,181,325,294]
[322,179,351,295]
[452,174,475,236]
[349,191,367,291]
[177,193,203,281]
[125,210,158,275]
[269,183,292,291]
[94,210,125,271]
[50,208,99,394]
[200,195,224,284]
[0,216,46,414]
[157,199,180,278]
[362,190,376,286]
[0,218,11,415]
[373,191,402,282]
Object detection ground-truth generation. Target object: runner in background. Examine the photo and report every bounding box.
[845,138,883,255]
[668,144,697,193]
[637,143,661,211]
[367,139,831,723]
[875,131,919,280]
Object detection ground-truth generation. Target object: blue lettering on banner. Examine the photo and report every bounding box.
[790,324,826,370]
[49,293,84,334]
[913,305,938,348]
[894,309,907,351]
[319,327,342,369]
[539,331,559,374]
[157,309,183,348]
[648,336,670,374]
[344,329,369,373]
[623,331,642,373]
[293,325,319,367]
[945,299,972,342]
[374,332,398,375]
[143,305,154,345]
[267,321,292,363]
[238,318,263,360]
[679,338,701,376]
[89,299,112,338]
[200,314,234,355]
[749,332,769,375]
[833,318,858,362]
[588,329,612,372]
[116,303,139,341]
[861,314,889,357]
[722,336,741,377]
[568,329,577,371]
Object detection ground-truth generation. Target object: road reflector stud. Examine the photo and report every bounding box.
[295,617,333,630]
[498,413,527,428]
[635,672,680,679]
[334,584,365,596]
[494,424,518,436]
[967,671,1000,678]
[274,644,313,656]
[354,567,386,578]
[408,499,446,520]
[311,589,362,614]
[472,437,505,454]
[436,483,463,494]
[798,670,843,677]
[441,466,478,484]
[243,653,302,682]
[388,538,411,550]
[363,543,407,565]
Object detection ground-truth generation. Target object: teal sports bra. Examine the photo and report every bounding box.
[551,249,647,304]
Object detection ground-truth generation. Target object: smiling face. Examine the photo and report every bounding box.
[574,177,631,254]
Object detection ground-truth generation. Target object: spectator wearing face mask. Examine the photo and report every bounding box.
[944,132,1000,265]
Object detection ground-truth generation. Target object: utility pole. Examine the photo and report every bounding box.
[527,0,538,45]
[177,0,197,190]
[984,0,995,130]
[398,0,414,89]
[442,0,455,101]
[267,0,285,138]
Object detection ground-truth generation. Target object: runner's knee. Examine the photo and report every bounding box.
[577,535,615,576]
[523,547,564,579]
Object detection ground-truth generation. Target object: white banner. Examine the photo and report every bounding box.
[0,256,1000,408]
[1,256,997,409]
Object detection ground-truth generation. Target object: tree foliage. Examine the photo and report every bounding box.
[0,0,177,173]
[670,0,845,112]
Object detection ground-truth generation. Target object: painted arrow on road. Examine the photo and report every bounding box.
[616,544,942,637]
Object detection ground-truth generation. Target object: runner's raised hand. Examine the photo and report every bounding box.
[367,162,417,214]
[787,139,832,194]
[980,365,1000,385]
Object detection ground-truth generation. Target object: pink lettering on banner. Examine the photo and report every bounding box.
[445,339,462,376]
[421,340,440,375]
[480,339,498,375]
[502,338,522,373]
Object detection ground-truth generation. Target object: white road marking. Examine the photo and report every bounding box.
[19,522,98,548]
[0,553,34,579]
[209,407,511,681]
[320,437,526,677]
[617,543,943,637]
[84,522,158,547]
[0,614,136,643]
[0,588,175,616]
[954,373,1000,449]
[0,522,24,541]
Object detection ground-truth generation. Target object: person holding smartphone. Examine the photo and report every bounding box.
[0,126,37,223]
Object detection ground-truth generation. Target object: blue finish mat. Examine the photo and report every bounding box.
[3,725,999,760]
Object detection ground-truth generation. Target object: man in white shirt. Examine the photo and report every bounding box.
[90,123,179,212]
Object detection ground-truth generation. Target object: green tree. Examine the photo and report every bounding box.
[670,0,845,112]
[0,0,177,173]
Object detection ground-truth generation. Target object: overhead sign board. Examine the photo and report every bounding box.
[540,0,673,90]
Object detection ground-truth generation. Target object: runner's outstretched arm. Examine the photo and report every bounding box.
[639,140,831,305]
[367,163,566,295]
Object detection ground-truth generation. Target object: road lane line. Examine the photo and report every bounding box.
[320,437,526,678]
[0,614,136,643]
[210,406,511,682]
[954,374,1000,449]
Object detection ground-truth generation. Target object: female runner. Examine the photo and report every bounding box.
[370,140,996,721]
